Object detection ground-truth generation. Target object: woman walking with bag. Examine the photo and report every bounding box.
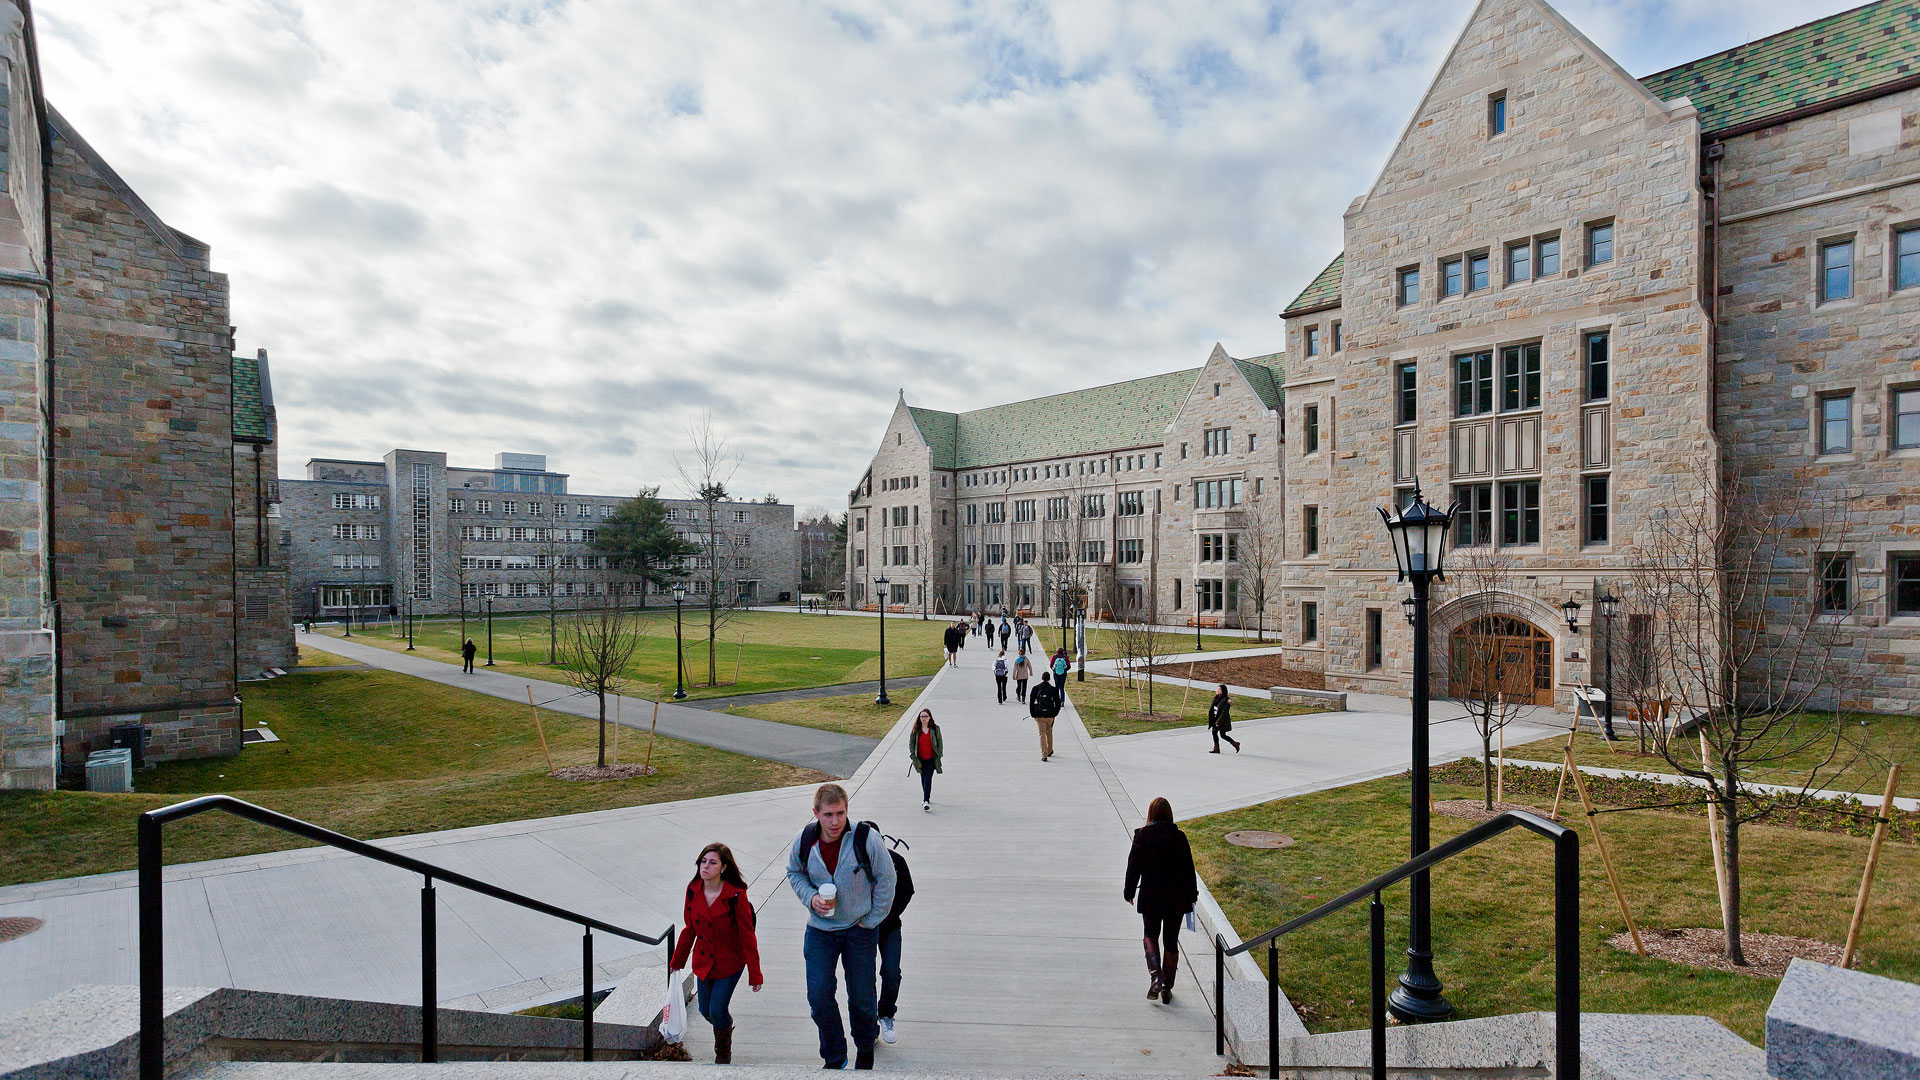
[908,708,944,811]
[1011,651,1033,704]
[670,842,764,1063]
[1123,797,1197,1004]
[1207,685,1241,754]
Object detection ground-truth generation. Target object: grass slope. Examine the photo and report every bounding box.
[1077,676,1320,737]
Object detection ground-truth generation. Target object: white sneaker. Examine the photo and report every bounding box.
[922,801,930,812]
[880,1017,896,1044]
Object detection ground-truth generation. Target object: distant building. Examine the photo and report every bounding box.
[280,450,799,619]
[796,517,839,593]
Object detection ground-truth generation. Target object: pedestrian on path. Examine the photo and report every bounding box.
[786,784,898,1071]
[669,842,764,1064]
[1050,648,1071,695]
[1207,685,1241,754]
[1123,797,1197,1005]
[461,638,477,673]
[1015,617,1031,654]
[955,619,967,651]
[875,837,915,1046]
[993,652,1010,704]
[1029,671,1062,761]
[1011,651,1033,703]
[908,709,943,811]
[942,623,962,668]
[998,617,1011,651]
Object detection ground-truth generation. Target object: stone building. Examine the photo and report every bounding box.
[843,345,1286,626]
[0,0,292,789]
[280,450,799,620]
[1277,0,1918,713]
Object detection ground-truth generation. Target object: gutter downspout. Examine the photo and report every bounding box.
[1706,140,1724,428]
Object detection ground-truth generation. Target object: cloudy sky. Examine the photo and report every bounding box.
[38,0,1851,514]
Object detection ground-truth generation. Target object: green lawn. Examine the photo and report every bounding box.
[1078,676,1321,737]
[295,640,358,667]
[0,668,826,886]
[1508,711,1920,800]
[727,694,911,740]
[1191,768,1920,1045]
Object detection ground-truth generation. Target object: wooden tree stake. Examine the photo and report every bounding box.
[1180,662,1196,713]
[1699,732,1731,931]
[643,695,662,773]
[1497,721,1506,805]
[611,692,621,764]
[1567,744,1643,955]
[528,685,553,773]
[1551,720,1579,820]
[1842,763,1902,969]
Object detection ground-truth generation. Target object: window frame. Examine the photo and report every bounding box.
[1498,478,1542,547]
[1467,250,1491,294]
[1499,342,1542,412]
[1304,325,1320,357]
[1819,237,1855,303]
[1303,405,1320,454]
[1487,90,1507,137]
[1303,505,1320,557]
[1895,224,1920,292]
[1453,483,1494,547]
[1818,554,1852,614]
[1583,330,1610,403]
[1397,265,1420,307]
[1396,361,1419,425]
[1536,234,1561,277]
[1454,350,1494,417]
[1440,255,1464,299]
[1893,553,1920,618]
[1582,474,1609,547]
[1302,601,1319,644]
[1817,392,1854,456]
[1892,386,1920,451]
[1365,609,1384,670]
[1585,220,1614,267]
[1505,240,1530,285]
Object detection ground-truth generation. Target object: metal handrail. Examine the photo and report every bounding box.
[1213,809,1578,1080]
[139,795,675,1080]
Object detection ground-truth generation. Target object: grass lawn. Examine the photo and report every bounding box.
[295,640,358,667]
[1507,711,1920,800]
[1190,769,1920,1044]
[1076,676,1321,737]
[0,668,826,887]
[727,694,910,740]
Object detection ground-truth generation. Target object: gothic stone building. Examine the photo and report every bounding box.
[0,0,293,789]
[843,346,1286,626]
[281,450,799,620]
[1278,0,1917,714]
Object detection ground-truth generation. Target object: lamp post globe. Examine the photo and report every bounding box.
[1376,481,1457,1024]
[873,576,891,706]
[672,584,688,701]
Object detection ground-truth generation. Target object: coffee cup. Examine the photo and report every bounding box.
[819,883,837,913]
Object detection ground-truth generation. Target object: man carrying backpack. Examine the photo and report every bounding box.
[1029,670,1063,761]
[786,783,898,1070]
[875,837,915,1046]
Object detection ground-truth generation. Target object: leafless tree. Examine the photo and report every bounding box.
[674,413,745,687]
[559,580,646,769]
[1234,492,1285,642]
[450,531,473,644]
[1438,544,1531,810]
[540,524,569,665]
[1042,468,1106,650]
[1627,462,1865,964]
[1105,578,1172,720]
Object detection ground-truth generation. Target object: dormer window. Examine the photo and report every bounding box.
[1488,91,1507,137]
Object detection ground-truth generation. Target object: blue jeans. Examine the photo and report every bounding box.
[696,971,741,1030]
[877,926,903,1019]
[918,758,936,802]
[803,923,878,1065]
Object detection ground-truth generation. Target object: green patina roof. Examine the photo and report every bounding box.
[232,353,273,442]
[911,368,1201,470]
[1641,1,1919,135]
[1233,353,1286,410]
[1283,253,1343,316]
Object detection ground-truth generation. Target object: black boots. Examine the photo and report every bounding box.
[715,1026,733,1065]
[1160,943,1179,1004]
[1143,937,1164,998]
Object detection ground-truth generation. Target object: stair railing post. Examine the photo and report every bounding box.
[1267,941,1279,1080]
[138,813,163,1080]
[1214,936,1225,1056]
[1554,828,1581,1079]
[582,928,595,1061]
[421,877,438,1063]
[1370,891,1386,1080]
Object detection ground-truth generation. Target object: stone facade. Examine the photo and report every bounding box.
[280,450,800,620]
[232,349,293,676]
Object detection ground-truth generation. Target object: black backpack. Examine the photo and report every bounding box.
[883,837,914,924]
[800,819,880,878]
[729,890,757,930]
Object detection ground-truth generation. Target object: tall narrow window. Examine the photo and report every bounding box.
[1331,321,1343,351]
[1499,479,1541,546]
[1398,266,1420,306]
[1304,326,1320,356]
[1500,343,1541,411]
[1893,388,1920,450]
[1467,251,1490,293]
[1488,91,1507,136]
[1584,331,1610,402]
[1303,506,1320,557]
[1397,361,1419,424]
[1536,235,1560,276]
[1819,555,1852,613]
[1897,226,1920,291]
[1453,484,1494,547]
[1302,602,1319,643]
[1820,239,1854,302]
[1583,475,1609,546]
[1819,393,1853,454]
[1441,256,1464,298]
[1455,351,1494,416]
[1893,554,1920,617]
[1586,221,1614,266]
[1303,406,1320,453]
[1506,241,1530,284]
[1365,610,1384,670]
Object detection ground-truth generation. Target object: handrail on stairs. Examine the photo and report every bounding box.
[138,795,675,1080]
[1214,809,1578,1080]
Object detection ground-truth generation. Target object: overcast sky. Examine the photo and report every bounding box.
[38,0,1853,515]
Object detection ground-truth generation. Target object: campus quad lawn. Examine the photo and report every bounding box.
[1190,769,1920,1045]
[1507,711,1920,800]
[0,668,826,887]
[1076,676,1321,738]
[726,694,911,741]
[295,640,357,667]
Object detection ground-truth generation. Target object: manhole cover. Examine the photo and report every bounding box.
[0,917,44,943]
[1225,831,1294,849]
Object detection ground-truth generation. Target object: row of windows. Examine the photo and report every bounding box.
[332,524,380,540]
[1385,332,1609,426]
[1817,387,1920,455]
[880,475,919,492]
[1198,532,1238,562]
[460,554,612,570]
[448,498,617,519]
[962,452,1160,488]
[332,493,382,511]
[1395,223,1608,308]
[1816,225,1920,303]
[1820,553,1920,617]
[457,525,599,543]
[330,554,380,569]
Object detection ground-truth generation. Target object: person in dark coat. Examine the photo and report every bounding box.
[461,638,478,673]
[1207,685,1241,754]
[670,842,764,1063]
[875,838,916,1046]
[908,709,943,811]
[1123,797,1197,1004]
[998,617,1012,650]
[942,623,961,667]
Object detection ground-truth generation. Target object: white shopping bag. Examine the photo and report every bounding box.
[659,968,689,1042]
[1184,911,1198,932]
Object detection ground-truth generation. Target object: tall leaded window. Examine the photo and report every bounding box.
[1453,484,1494,547]
[1819,555,1851,613]
[1488,91,1507,136]
[1398,266,1420,306]
[1303,506,1320,557]
[1455,350,1494,416]
[1303,406,1320,453]
[1586,221,1613,266]
[1820,239,1854,302]
[1583,475,1609,546]
[1819,393,1853,454]
[1499,479,1541,546]
[1500,343,1541,411]
[1584,331,1610,402]
[1302,602,1318,643]
[1397,361,1418,424]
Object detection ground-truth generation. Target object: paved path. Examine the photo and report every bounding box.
[679,676,935,713]
[301,635,877,777]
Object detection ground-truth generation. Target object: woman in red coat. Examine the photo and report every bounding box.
[669,842,763,1063]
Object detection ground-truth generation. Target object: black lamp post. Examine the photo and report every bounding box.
[406,593,415,650]
[672,584,688,700]
[484,595,495,666]
[1377,480,1457,1024]
[874,576,891,705]
[1598,589,1620,740]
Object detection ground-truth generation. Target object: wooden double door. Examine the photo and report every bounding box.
[1449,614,1555,707]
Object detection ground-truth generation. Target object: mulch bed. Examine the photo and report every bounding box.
[1609,927,1843,978]
[1119,711,1184,723]
[549,763,658,782]
[1434,799,1545,823]
[1176,655,1326,692]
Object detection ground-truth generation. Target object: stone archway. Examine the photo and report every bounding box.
[1448,614,1555,707]
[1429,590,1572,707]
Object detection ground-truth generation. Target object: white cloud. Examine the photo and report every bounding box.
[35,0,1861,508]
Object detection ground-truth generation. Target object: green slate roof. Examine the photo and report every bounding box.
[1233,353,1286,410]
[1283,253,1343,316]
[1641,1,1920,136]
[232,353,273,442]
[910,368,1201,470]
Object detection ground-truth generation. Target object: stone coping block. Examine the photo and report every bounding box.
[1270,687,1345,710]
[0,985,659,1080]
[1768,959,1920,1080]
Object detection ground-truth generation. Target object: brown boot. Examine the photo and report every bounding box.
[1159,943,1179,1004]
[714,1026,733,1065]
[1143,937,1163,998]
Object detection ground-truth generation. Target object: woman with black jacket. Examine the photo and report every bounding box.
[1207,685,1241,754]
[1123,797,1198,1004]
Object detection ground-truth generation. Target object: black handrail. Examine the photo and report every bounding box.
[1213,810,1578,1080]
[139,795,675,1080]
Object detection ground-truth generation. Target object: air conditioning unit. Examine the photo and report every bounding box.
[85,748,134,793]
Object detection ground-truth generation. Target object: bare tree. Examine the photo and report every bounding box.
[674,413,746,687]
[1105,578,1172,720]
[1439,545,1531,810]
[1628,462,1864,963]
[559,580,646,768]
[912,519,935,619]
[540,524,568,665]
[450,531,473,644]
[1234,492,1285,642]
[1042,468,1106,651]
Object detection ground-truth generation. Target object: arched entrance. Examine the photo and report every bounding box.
[1449,614,1554,706]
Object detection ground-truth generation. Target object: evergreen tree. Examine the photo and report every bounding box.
[594,486,696,605]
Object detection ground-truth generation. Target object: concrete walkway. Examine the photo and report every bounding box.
[679,676,935,713]
[302,635,877,777]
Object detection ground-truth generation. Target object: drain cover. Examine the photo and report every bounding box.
[0,917,44,943]
[1224,831,1294,849]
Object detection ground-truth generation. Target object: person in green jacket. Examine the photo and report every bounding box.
[909,709,944,812]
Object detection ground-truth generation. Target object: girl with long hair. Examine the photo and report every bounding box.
[669,842,763,1063]
[1123,797,1197,1004]
[909,708,944,811]
[1208,684,1241,753]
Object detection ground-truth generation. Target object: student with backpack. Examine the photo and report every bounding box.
[669,842,763,1064]
[942,623,962,668]
[992,651,1010,704]
[1011,651,1034,703]
[1050,648,1072,696]
[998,617,1011,650]
[875,836,915,1046]
[1028,670,1063,761]
[785,784,898,1070]
[908,709,943,811]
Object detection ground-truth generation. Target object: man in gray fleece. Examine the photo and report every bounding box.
[786,782,897,1070]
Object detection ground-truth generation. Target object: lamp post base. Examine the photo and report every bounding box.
[1387,951,1454,1023]
[875,691,891,706]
